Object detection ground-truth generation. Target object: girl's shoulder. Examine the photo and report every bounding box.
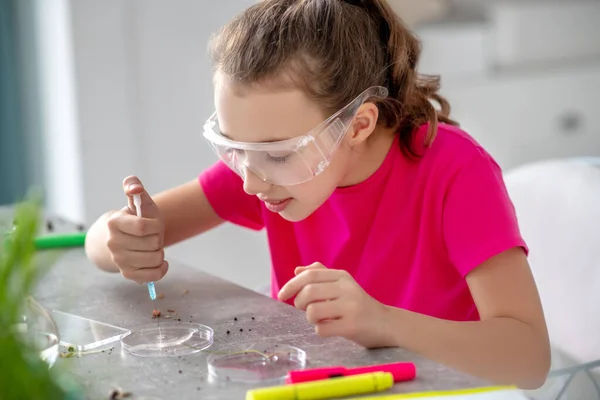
[415,122,501,173]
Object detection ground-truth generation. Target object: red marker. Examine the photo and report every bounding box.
[285,362,416,384]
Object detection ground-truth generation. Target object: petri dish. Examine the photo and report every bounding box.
[120,322,214,357]
[207,342,307,383]
[51,310,129,351]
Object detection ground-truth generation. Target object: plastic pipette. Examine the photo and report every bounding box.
[132,193,163,343]
[132,194,157,301]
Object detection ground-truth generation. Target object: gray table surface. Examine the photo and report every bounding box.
[32,248,490,400]
[2,207,490,399]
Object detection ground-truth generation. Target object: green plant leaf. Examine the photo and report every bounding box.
[0,191,83,400]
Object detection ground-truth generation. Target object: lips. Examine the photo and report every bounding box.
[262,197,292,213]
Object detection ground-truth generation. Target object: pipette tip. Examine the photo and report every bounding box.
[147,281,157,300]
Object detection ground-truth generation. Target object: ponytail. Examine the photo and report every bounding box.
[344,0,458,158]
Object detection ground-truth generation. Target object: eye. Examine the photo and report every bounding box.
[266,153,291,163]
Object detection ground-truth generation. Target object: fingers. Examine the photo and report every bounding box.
[122,175,157,217]
[123,175,146,195]
[315,318,344,338]
[294,262,327,275]
[119,260,169,284]
[106,176,168,284]
[107,209,163,237]
[111,248,164,269]
[294,282,339,311]
[278,268,342,302]
[306,300,342,324]
[106,230,162,252]
[106,205,166,282]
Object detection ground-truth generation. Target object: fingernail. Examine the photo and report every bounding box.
[128,184,140,191]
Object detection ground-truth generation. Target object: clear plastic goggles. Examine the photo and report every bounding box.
[202,86,388,186]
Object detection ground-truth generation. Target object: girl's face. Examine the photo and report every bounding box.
[213,74,389,222]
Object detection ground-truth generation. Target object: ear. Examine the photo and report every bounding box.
[347,102,379,146]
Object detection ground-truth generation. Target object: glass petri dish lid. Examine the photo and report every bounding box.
[206,342,307,383]
[120,321,214,357]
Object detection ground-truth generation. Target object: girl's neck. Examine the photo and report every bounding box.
[338,126,397,187]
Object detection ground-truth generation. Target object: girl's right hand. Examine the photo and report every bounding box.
[106,176,169,283]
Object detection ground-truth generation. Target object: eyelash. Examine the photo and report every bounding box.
[267,154,289,163]
[226,149,290,163]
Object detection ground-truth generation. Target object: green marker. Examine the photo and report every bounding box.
[34,232,87,250]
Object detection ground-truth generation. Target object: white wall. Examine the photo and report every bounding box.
[34,0,84,223]
[38,0,271,290]
[415,0,600,169]
[129,0,271,292]
[68,0,141,222]
[35,0,600,291]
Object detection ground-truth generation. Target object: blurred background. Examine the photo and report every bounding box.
[0,0,599,288]
[1,1,600,397]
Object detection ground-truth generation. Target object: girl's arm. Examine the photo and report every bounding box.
[385,247,551,389]
[159,179,225,247]
[278,247,551,390]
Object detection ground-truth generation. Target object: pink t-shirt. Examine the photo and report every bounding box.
[199,123,527,322]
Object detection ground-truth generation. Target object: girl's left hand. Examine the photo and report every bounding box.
[277,262,393,348]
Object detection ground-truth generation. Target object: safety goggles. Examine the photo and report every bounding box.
[202,86,388,186]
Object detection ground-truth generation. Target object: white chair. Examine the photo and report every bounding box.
[503,158,600,400]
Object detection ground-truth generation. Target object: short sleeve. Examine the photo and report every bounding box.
[199,161,264,230]
[443,150,528,277]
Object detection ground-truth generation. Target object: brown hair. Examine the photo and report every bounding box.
[209,0,459,158]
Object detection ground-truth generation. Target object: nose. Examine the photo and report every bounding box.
[242,167,272,196]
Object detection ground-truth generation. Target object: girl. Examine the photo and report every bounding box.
[85,0,550,389]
